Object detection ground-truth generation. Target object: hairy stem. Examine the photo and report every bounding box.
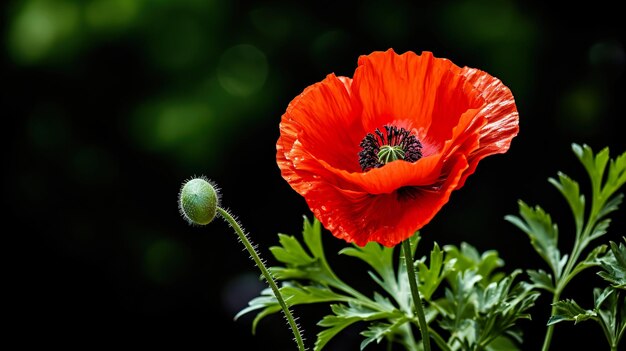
[217,207,306,351]
[402,239,431,351]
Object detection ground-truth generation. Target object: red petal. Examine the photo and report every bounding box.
[278,73,363,174]
[456,67,519,187]
[305,152,471,247]
[352,49,484,151]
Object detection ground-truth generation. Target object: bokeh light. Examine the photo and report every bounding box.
[217,44,268,97]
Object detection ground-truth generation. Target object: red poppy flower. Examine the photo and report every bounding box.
[276,49,519,247]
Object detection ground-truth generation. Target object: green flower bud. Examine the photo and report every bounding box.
[178,176,219,225]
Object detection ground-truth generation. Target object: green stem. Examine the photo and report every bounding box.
[617,318,626,347]
[402,239,431,351]
[217,207,306,351]
[542,218,593,351]
[541,314,555,351]
[429,327,452,351]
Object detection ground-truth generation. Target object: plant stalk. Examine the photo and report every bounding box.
[402,239,431,351]
[217,207,306,351]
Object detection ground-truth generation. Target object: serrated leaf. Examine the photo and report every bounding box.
[572,143,609,193]
[601,150,626,200]
[548,172,585,235]
[505,201,564,279]
[315,314,361,351]
[267,216,351,290]
[315,303,400,351]
[440,270,482,324]
[236,283,348,331]
[439,268,539,351]
[359,318,410,350]
[597,193,624,219]
[568,244,607,282]
[340,241,397,296]
[282,285,350,305]
[594,287,626,347]
[303,215,326,260]
[611,238,626,267]
[270,233,316,266]
[547,299,597,326]
[573,145,625,225]
[598,239,626,289]
[588,218,612,243]
[527,269,554,292]
[444,242,504,288]
[417,242,452,301]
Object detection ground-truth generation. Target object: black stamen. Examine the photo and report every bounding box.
[358,125,423,171]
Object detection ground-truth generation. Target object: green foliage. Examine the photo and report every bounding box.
[434,270,539,351]
[505,201,566,280]
[506,143,626,351]
[548,287,626,350]
[598,238,626,290]
[237,143,626,350]
[238,216,537,350]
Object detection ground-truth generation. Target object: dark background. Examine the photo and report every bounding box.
[4,0,625,349]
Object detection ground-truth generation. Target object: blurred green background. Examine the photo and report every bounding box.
[4,0,625,349]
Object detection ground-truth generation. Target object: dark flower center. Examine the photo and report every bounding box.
[358,125,423,171]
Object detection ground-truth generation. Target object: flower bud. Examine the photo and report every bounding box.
[178,177,219,225]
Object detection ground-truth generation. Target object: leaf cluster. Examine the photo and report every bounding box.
[506,143,626,350]
[237,219,537,350]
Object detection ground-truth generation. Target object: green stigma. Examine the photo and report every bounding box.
[377,145,406,165]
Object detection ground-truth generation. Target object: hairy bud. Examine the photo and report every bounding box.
[178,177,219,225]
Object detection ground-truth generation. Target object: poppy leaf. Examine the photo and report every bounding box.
[527,269,555,292]
[315,313,361,351]
[593,287,626,347]
[339,241,396,295]
[598,239,626,289]
[597,194,624,221]
[572,143,610,194]
[571,144,626,225]
[439,270,538,350]
[548,172,585,236]
[547,299,596,326]
[417,242,454,301]
[604,150,626,194]
[359,318,412,350]
[504,201,564,279]
[444,242,505,288]
[270,233,316,266]
[302,215,327,262]
[267,217,349,289]
[547,287,625,348]
[315,303,400,351]
[567,244,608,284]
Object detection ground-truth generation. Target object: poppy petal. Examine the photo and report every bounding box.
[456,67,519,187]
[276,49,519,247]
[352,49,483,150]
[278,74,362,173]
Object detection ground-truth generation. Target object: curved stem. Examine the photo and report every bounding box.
[217,207,306,351]
[402,239,431,351]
